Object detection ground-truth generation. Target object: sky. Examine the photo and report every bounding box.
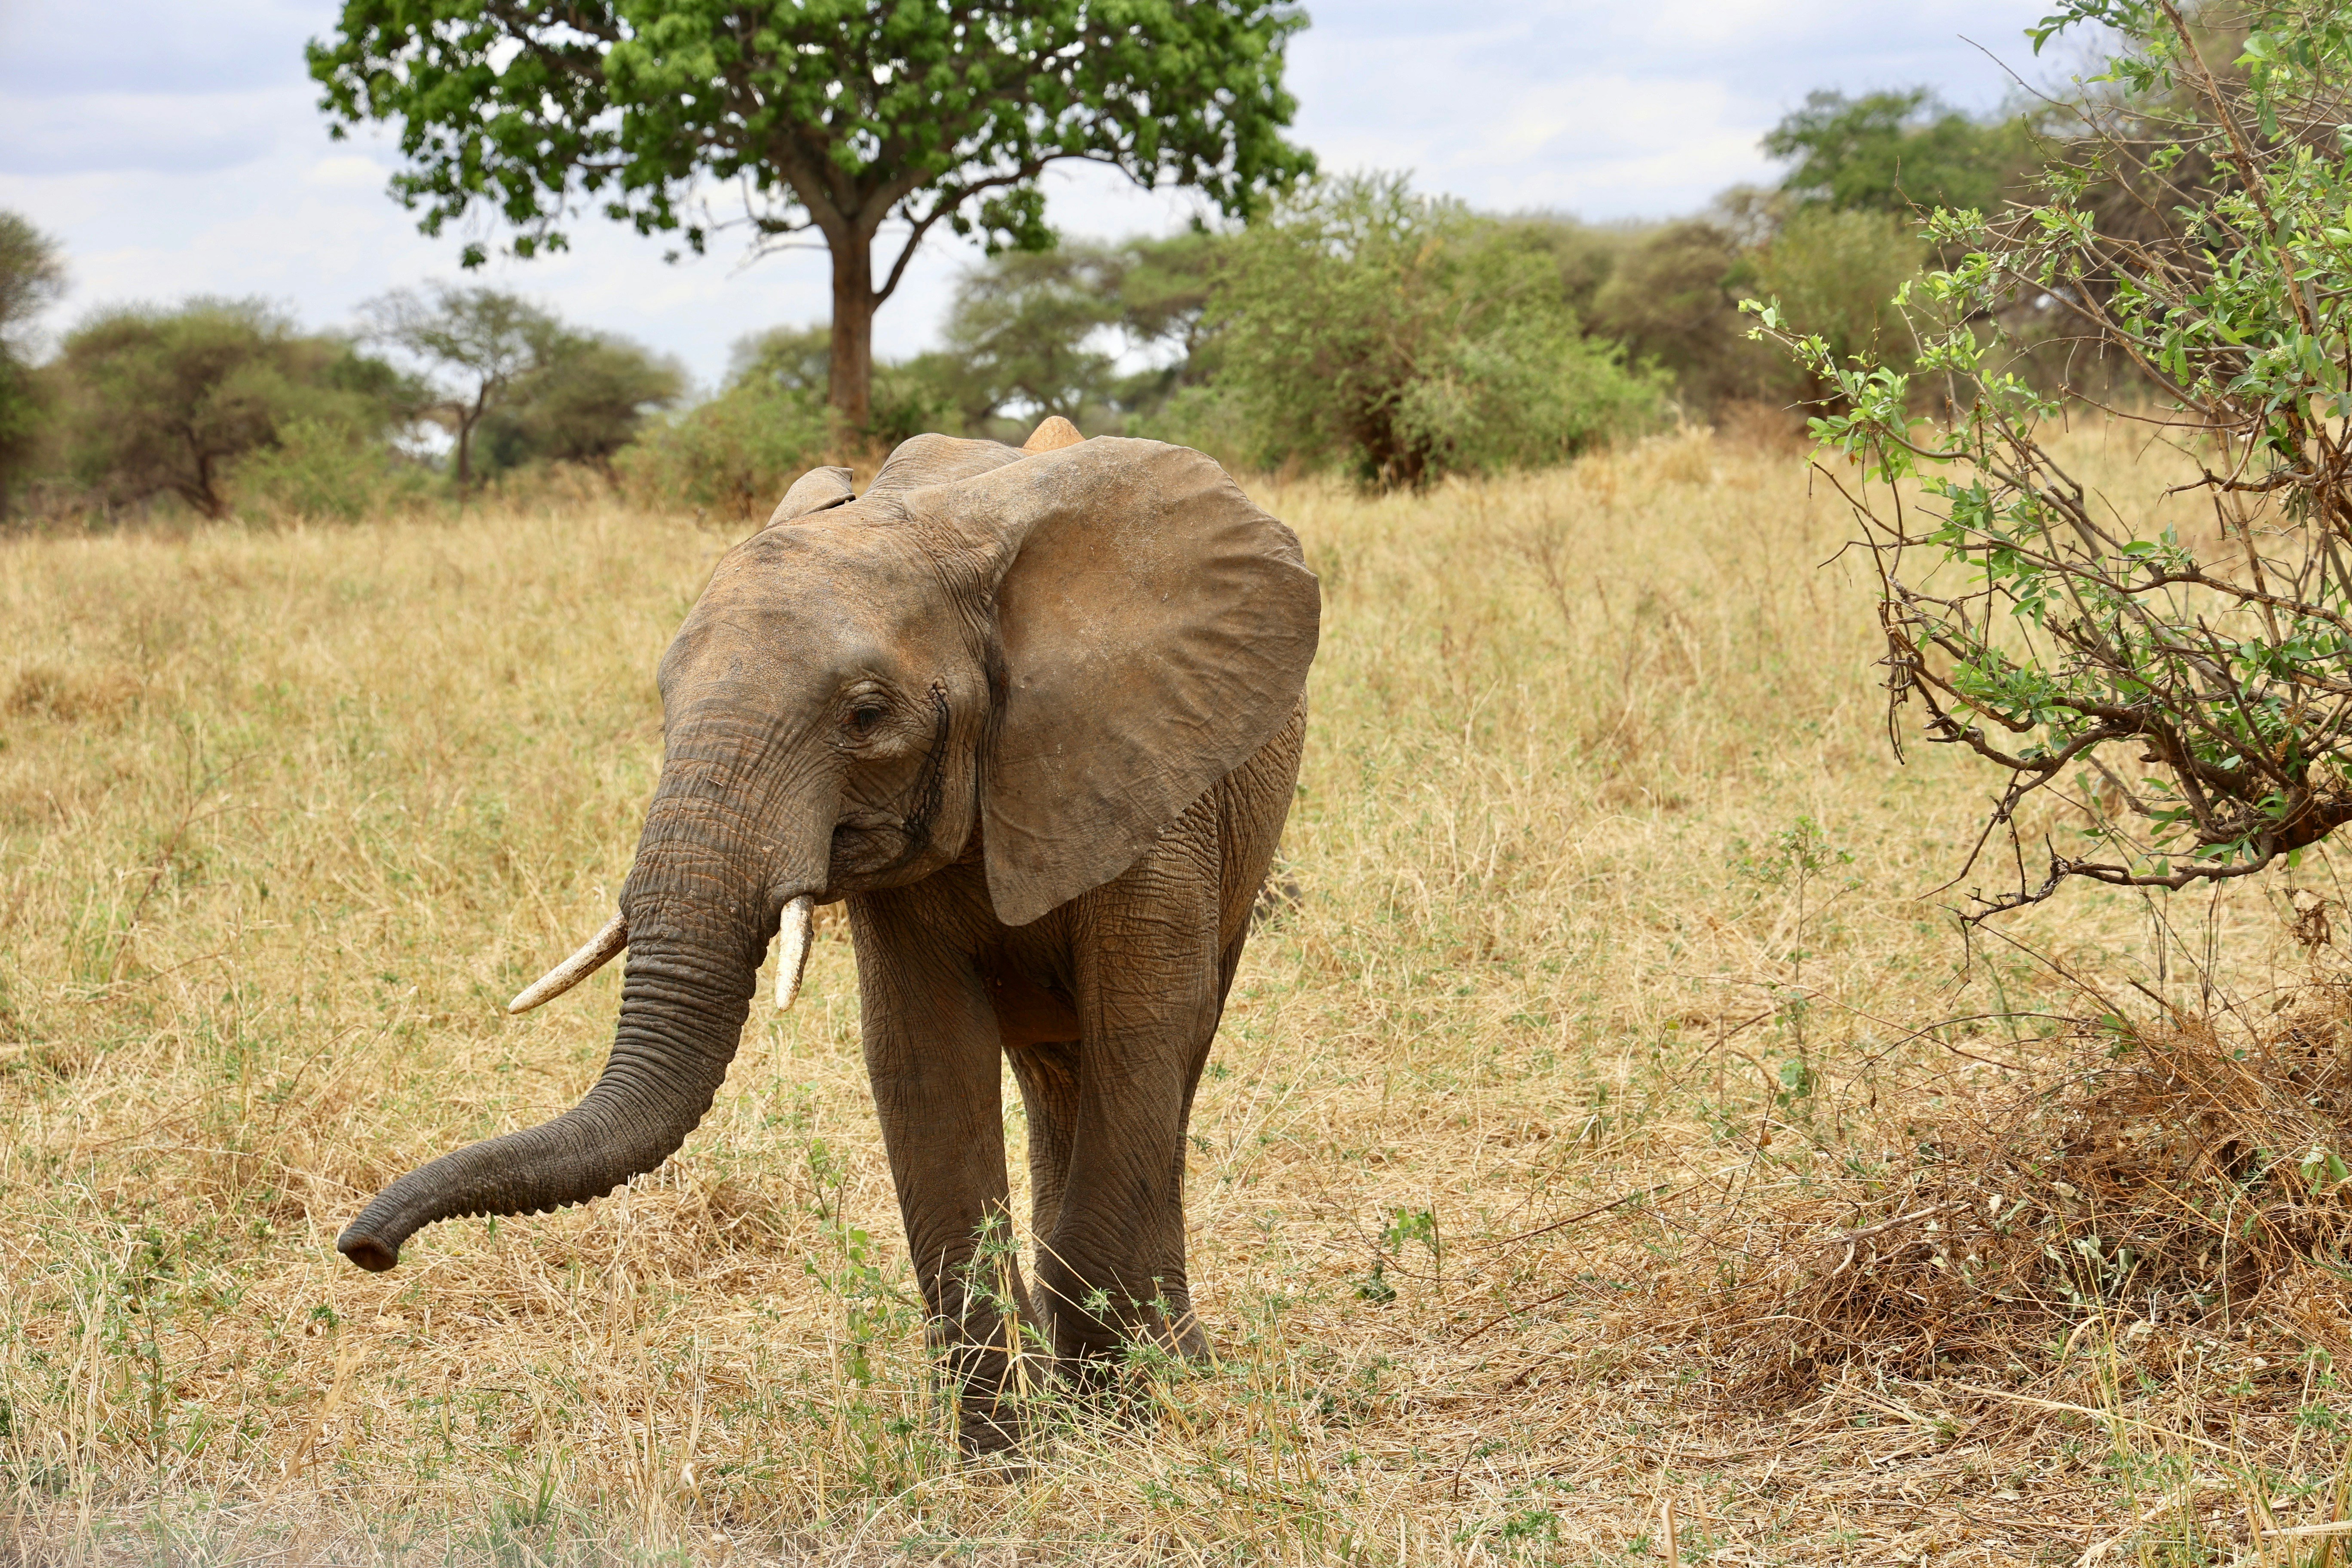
[0,0,2073,390]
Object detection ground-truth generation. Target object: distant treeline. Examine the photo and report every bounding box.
[0,88,2035,524]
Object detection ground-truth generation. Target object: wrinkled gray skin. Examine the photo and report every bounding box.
[336,430,1320,1454]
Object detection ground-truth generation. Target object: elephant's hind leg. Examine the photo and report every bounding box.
[1004,1036,1081,1330]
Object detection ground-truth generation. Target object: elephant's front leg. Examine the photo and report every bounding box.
[846,897,1036,1455]
[1043,844,1226,1370]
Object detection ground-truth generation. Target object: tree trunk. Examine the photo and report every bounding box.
[455,392,483,495]
[189,451,227,521]
[829,227,876,431]
[182,430,229,520]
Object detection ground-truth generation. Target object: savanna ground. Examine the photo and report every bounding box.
[7,420,2352,1566]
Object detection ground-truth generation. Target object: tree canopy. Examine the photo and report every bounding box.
[1763,89,2035,217]
[478,330,685,477]
[363,285,554,493]
[940,242,1127,425]
[308,0,1315,428]
[0,212,66,513]
[54,299,412,520]
[1586,219,1775,408]
[363,285,681,490]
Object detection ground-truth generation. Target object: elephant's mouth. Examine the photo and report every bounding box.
[829,818,908,879]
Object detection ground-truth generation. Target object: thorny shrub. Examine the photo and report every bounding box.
[1752,1,2352,917]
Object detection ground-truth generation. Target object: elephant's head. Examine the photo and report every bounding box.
[336,427,1319,1271]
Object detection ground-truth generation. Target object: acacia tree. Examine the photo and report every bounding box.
[940,242,1127,424]
[1210,175,1669,487]
[55,300,408,520]
[482,331,685,474]
[308,1,1314,428]
[1762,89,2037,217]
[363,285,563,493]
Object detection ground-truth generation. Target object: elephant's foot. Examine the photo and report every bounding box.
[957,1401,1029,1466]
[1049,1296,1209,1370]
[1039,1319,1210,1436]
[943,1326,1055,1463]
[1163,1302,1212,1363]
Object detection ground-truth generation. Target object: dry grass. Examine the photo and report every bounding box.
[4,417,2352,1565]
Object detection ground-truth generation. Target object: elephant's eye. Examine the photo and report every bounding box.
[846,701,889,737]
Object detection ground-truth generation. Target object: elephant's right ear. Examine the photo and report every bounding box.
[763,466,854,528]
[910,438,1319,927]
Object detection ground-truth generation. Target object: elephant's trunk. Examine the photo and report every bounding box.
[337,723,832,1274]
[337,937,760,1271]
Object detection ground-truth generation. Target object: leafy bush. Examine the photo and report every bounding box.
[729,323,957,444]
[725,323,833,398]
[1588,220,1787,410]
[364,285,681,493]
[1747,208,1925,408]
[1482,215,1641,323]
[615,380,831,521]
[1124,383,1256,471]
[477,330,684,476]
[867,359,958,446]
[0,212,66,518]
[227,416,433,523]
[1386,310,1669,480]
[938,244,1127,427]
[1209,174,1670,486]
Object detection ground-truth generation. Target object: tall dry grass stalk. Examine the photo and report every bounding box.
[0,419,2345,1564]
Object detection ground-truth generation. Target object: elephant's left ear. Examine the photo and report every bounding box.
[913,437,1320,926]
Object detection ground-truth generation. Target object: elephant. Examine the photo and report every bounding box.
[334,417,1320,1454]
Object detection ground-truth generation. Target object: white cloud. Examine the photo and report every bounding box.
[301,155,389,191]
[0,0,316,97]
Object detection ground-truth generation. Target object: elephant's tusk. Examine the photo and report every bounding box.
[776,895,815,1010]
[506,912,627,1015]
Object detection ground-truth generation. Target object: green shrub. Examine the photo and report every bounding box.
[1208,174,1670,486]
[1747,208,1924,407]
[50,299,415,522]
[1762,89,2036,218]
[475,331,684,477]
[0,212,66,519]
[227,416,433,523]
[937,245,1125,427]
[1589,220,1788,410]
[727,324,958,444]
[1482,215,1641,323]
[867,359,958,446]
[1748,0,2352,910]
[1124,383,1255,472]
[615,380,832,521]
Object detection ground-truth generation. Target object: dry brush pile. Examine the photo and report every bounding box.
[1690,986,2352,1398]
